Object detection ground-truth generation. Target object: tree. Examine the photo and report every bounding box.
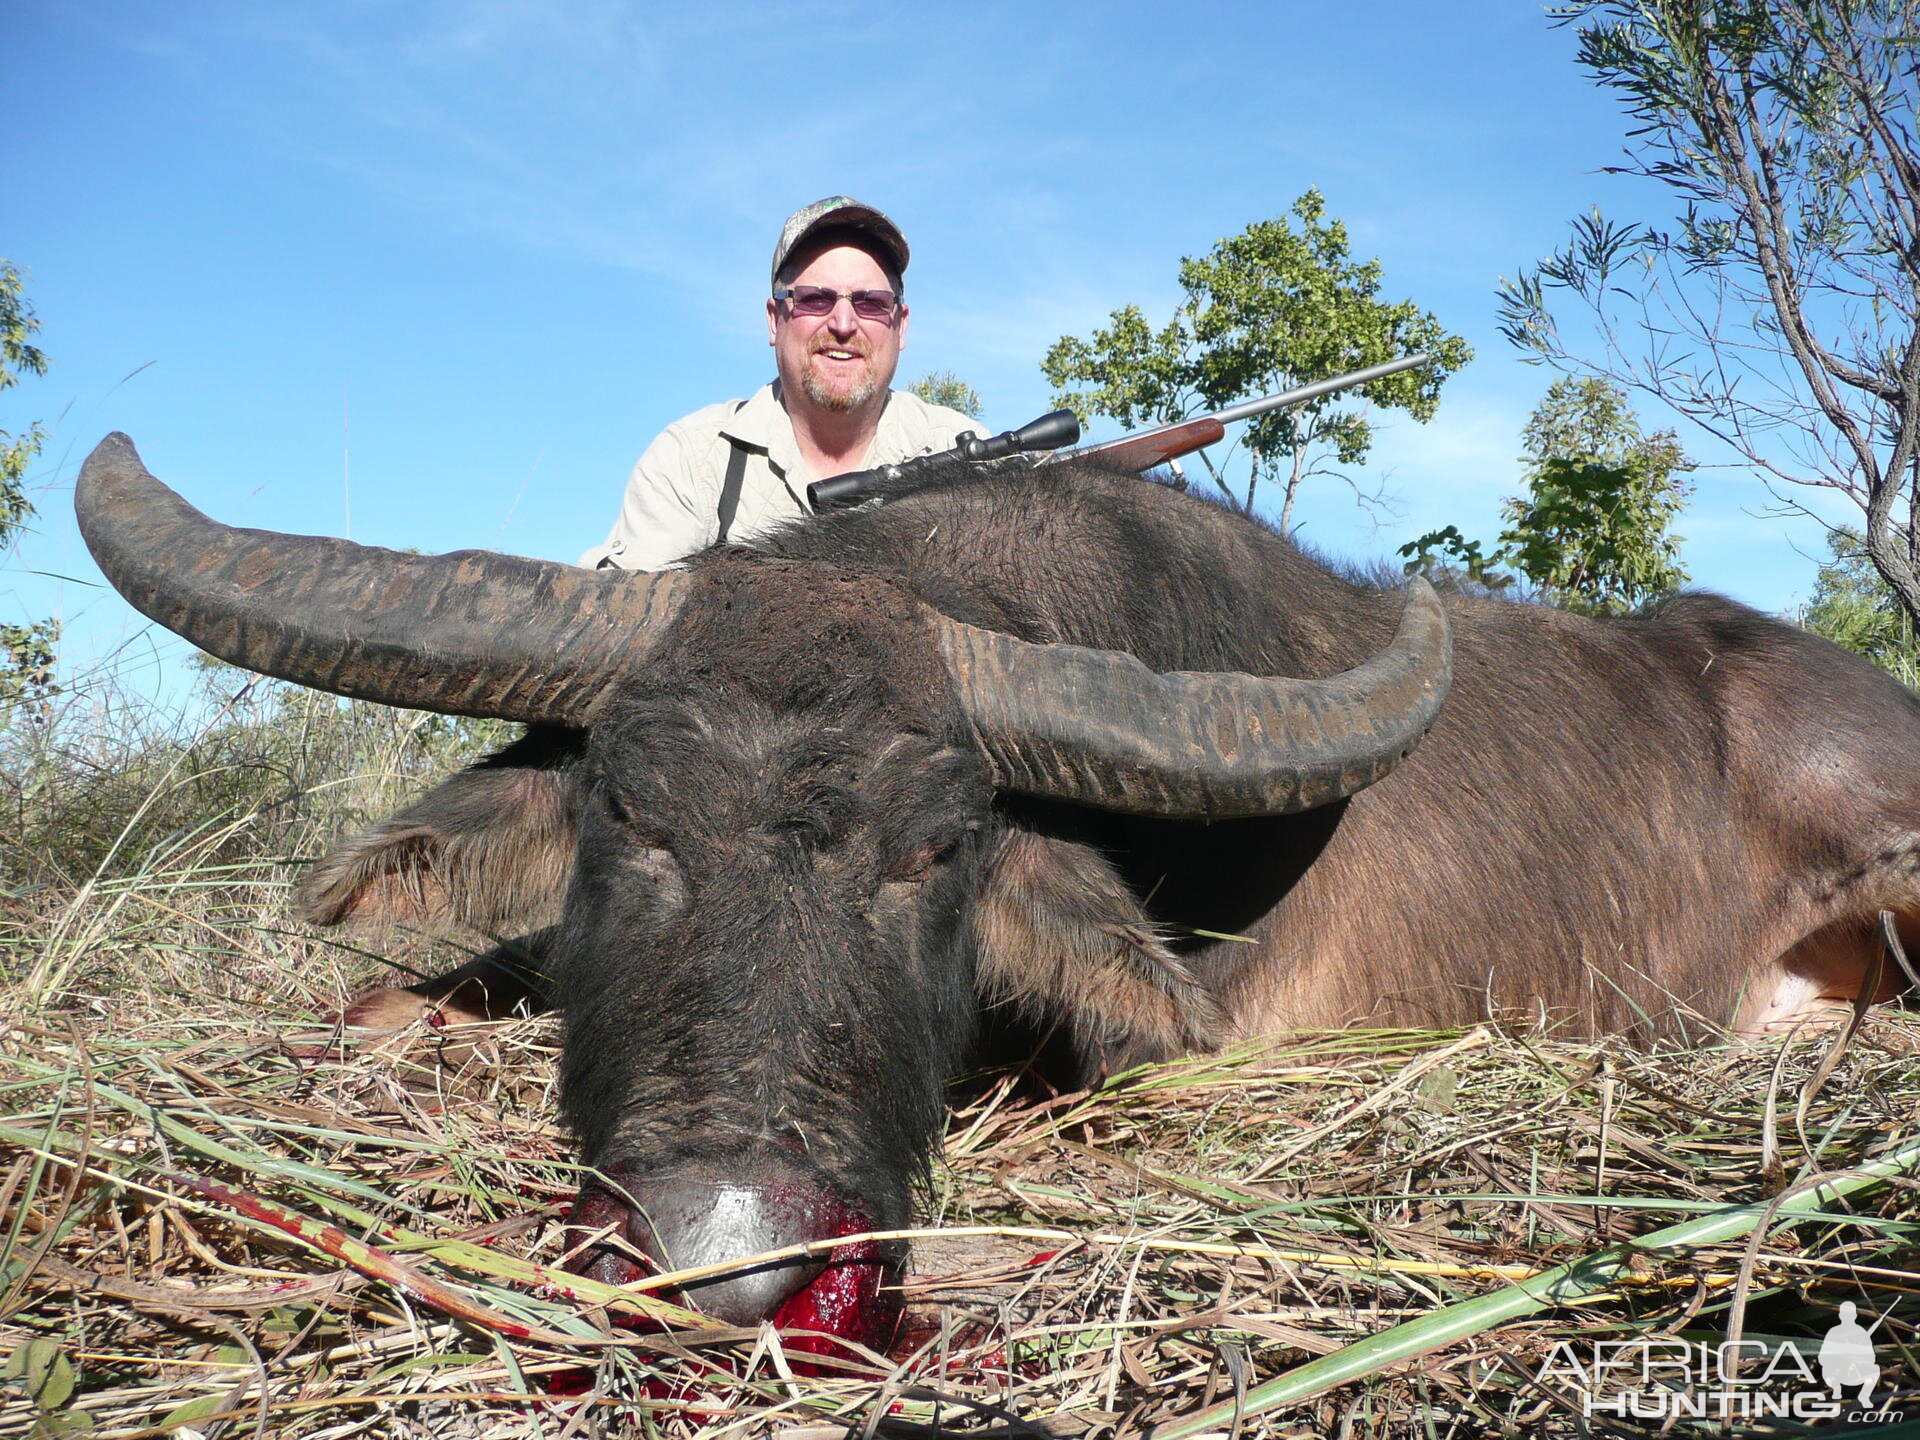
[1803,525,1920,685]
[1498,1,1920,624]
[1500,377,1692,613]
[1401,377,1692,614]
[0,261,55,707]
[1042,191,1471,529]
[908,370,983,421]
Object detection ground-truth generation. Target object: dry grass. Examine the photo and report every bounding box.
[3,676,1918,1438]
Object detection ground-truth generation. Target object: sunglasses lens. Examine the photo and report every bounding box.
[851,291,898,320]
[786,286,836,316]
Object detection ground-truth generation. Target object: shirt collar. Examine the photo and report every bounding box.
[719,382,787,453]
[720,380,898,487]
[712,381,800,489]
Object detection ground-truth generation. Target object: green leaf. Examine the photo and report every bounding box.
[29,1413,94,1437]
[373,1352,491,1380]
[158,1394,233,1427]
[1415,1065,1460,1112]
[4,1340,76,1410]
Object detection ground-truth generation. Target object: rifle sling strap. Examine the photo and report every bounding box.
[716,432,751,545]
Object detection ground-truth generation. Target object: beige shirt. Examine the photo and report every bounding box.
[582,381,982,571]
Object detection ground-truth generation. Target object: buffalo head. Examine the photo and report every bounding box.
[75,433,1450,1332]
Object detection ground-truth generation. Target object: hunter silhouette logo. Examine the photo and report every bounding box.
[1821,1302,1884,1405]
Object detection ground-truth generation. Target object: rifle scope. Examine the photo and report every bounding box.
[808,409,1081,512]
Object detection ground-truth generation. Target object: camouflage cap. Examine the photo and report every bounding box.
[771,197,910,289]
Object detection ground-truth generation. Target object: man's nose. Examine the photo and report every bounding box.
[826,302,860,339]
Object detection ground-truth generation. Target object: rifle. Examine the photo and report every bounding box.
[807,408,1081,510]
[1050,352,1435,477]
[806,352,1435,512]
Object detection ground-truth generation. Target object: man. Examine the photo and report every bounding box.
[583,198,982,571]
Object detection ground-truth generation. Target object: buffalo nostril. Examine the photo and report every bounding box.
[563,1183,651,1288]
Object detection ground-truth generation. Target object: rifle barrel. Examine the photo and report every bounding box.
[1208,353,1433,427]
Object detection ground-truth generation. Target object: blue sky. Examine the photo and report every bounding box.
[10,1,1845,691]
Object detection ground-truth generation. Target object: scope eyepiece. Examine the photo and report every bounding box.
[808,465,900,510]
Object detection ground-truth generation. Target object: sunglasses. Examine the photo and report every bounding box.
[773,285,901,321]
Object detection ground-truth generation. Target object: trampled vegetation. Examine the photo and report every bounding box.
[2,665,1916,1438]
[9,5,1920,1422]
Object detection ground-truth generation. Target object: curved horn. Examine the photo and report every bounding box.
[76,433,685,724]
[936,577,1451,819]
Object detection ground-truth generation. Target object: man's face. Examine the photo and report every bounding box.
[767,243,909,416]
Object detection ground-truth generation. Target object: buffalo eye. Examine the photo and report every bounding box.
[889,840,953,884]
[602,788,660,839]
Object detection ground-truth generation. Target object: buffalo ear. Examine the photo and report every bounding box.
[298,735,580,935]
[974,828,1227,1070]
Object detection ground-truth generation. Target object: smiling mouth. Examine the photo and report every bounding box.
[814,348,867,364]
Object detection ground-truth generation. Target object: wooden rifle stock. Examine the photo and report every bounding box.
[1066,417,1226,474]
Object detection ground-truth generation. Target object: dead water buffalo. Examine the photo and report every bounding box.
[77,432,1920,1340]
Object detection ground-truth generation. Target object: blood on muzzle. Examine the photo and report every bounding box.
[563,1158,902,1335]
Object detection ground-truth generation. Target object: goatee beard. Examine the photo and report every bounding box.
[802,361,878,414]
